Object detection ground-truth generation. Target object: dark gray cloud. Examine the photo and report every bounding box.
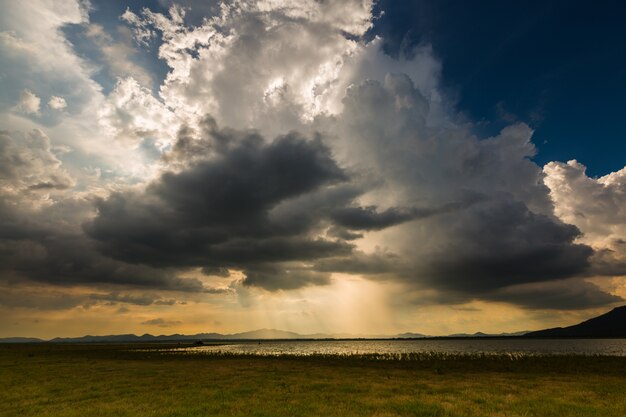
[89,292,179,306]
[241,265,331,291]
[329,200,474,231]
[323,74,619,309]
[588,249,626,277]
[318,198,602,310]
[0,122,379,293]
[7,232,203,291]
[388,198,612,309]
[489,279,622,310]
[311,182,601,309]
[0,83,616,311]
[201,266,231,277]
[141,318,182,327]
[0,288,87,311]
[0,197,204,292]
[0,116,617,311]
[80,117,617,308]
[326,226,363,241]
[86,125,355,290]
[315,251,401,275]
[330,206,422,231]
[415,199,593,293]
[0,287,183,311]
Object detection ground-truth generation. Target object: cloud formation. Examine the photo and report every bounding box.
[15,89,40,114]
[121,1,375,137]
[0,286,182,311]
[320,72,604,307]
[141,318,182,327]
[47,96,67,110]
[0,184,206,292]
[86,122,354,290]
[0,129,74,194]
[0,0,101,119]
[0,0,624,334]
[544,160,626,277]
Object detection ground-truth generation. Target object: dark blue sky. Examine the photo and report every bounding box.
[373,0,626,176]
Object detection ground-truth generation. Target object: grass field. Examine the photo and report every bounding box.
[1,343,626,417]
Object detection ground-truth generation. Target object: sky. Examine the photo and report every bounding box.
[1,0,626,339]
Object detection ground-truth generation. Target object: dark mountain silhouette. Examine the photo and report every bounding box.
[0,337,44,343]
[0,329,426,343]
[1,329,542,343]
[0,329,339,343]
[393,332,428,339]
[526,306,626,337]
[47,329,318,343]
[447,331,529,337]
[21,310,626,344]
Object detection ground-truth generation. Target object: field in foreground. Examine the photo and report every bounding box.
[1,344,626,417]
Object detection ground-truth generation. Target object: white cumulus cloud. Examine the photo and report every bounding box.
[15,89,40,114]
[47,96,67,110]
[544,160,626,277]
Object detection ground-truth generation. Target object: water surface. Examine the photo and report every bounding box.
[172,338,626,357]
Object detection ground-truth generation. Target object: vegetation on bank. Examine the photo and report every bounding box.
[1,343,626,417]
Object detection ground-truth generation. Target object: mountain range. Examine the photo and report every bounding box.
[0,329,428,343]
[525,305,626,337]
[2,306,625,342]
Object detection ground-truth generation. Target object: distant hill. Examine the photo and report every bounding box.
[0,337,44,343]
[393,332,428,339]
[49,334,187,343]
[0,329,339,343]
[228,329,319,339]
[0,327,538,344]
[0,329,427,343]
[526,306,626,338]
[447,331,530,338]
[47,329,321,343]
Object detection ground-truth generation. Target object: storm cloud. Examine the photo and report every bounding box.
[81,114,605,306]
[0,183,203,292]
[85,124,356,289]
[415,199,593,293]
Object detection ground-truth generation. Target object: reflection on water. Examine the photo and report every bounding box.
[170,339,626,357]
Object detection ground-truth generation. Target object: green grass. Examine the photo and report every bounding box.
[1,343,626,416]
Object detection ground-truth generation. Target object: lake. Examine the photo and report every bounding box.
[173,338,626,356]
